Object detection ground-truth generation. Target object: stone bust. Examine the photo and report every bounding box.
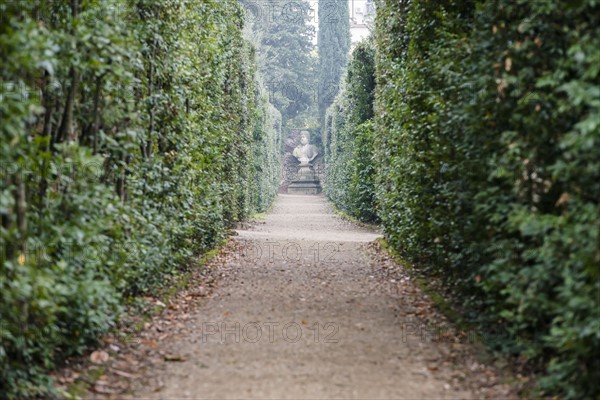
[292,131,319,165]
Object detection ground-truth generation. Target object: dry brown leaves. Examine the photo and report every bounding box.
[51,240,237,399]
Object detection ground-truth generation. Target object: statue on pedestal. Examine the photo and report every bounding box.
[293,131,319,166]
[288,131,322,195]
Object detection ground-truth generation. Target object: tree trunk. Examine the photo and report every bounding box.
[39,70,54,232]
[56,67,79,144]
[15,173,27,256]
[87,75,103,153]
[144,41,157,159]
[55,0,81,145]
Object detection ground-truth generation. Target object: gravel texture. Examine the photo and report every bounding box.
[83,194,516,399]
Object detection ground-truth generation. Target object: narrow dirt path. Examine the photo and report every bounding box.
[92,194,515,399]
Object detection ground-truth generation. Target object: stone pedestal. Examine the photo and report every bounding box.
[287,163,322,195]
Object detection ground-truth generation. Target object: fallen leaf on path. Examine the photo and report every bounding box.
[164,354,188,362]
[90,350,109,364]
[111,368,139,379]
[93,382,121,394]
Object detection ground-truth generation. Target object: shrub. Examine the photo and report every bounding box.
[0,1,280,397]
[323,40,378,222]
[374,0,600,397]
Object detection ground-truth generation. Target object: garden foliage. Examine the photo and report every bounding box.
[372,0,599,397]
[243,0,316,125]
[326,0,599,397]
[317,0,350,124]
[0,0,280,397]
[323,40,377,222]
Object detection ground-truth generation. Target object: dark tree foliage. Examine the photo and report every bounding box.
[0,0,280,397]
[317,0,350,124]
[374,0,600,398]
[241,0,317,125]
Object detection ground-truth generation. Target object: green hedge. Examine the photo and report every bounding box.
[374,0,599,397]
[0,0,279,397]
[251,80,283,212]
[323,40,377,222]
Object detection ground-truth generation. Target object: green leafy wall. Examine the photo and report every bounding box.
[0,1,280,397]
[251,80,283,212]
[323,40,377,222]
[374,0,599,398]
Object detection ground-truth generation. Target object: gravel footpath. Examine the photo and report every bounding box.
[85,194,515,399]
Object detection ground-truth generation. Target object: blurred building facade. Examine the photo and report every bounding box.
[349,0,375,48]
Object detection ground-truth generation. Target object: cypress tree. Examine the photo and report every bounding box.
[317,0,350,124]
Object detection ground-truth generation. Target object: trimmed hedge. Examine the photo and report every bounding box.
[251,80,283,212]
[0,1,280,397]
[323,40,377,222]
[374,0,599,398]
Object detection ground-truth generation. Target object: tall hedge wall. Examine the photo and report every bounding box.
[251,81,283,212]
[0,1,280,397]
[374,0,599,397]
[323,40,377,222]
